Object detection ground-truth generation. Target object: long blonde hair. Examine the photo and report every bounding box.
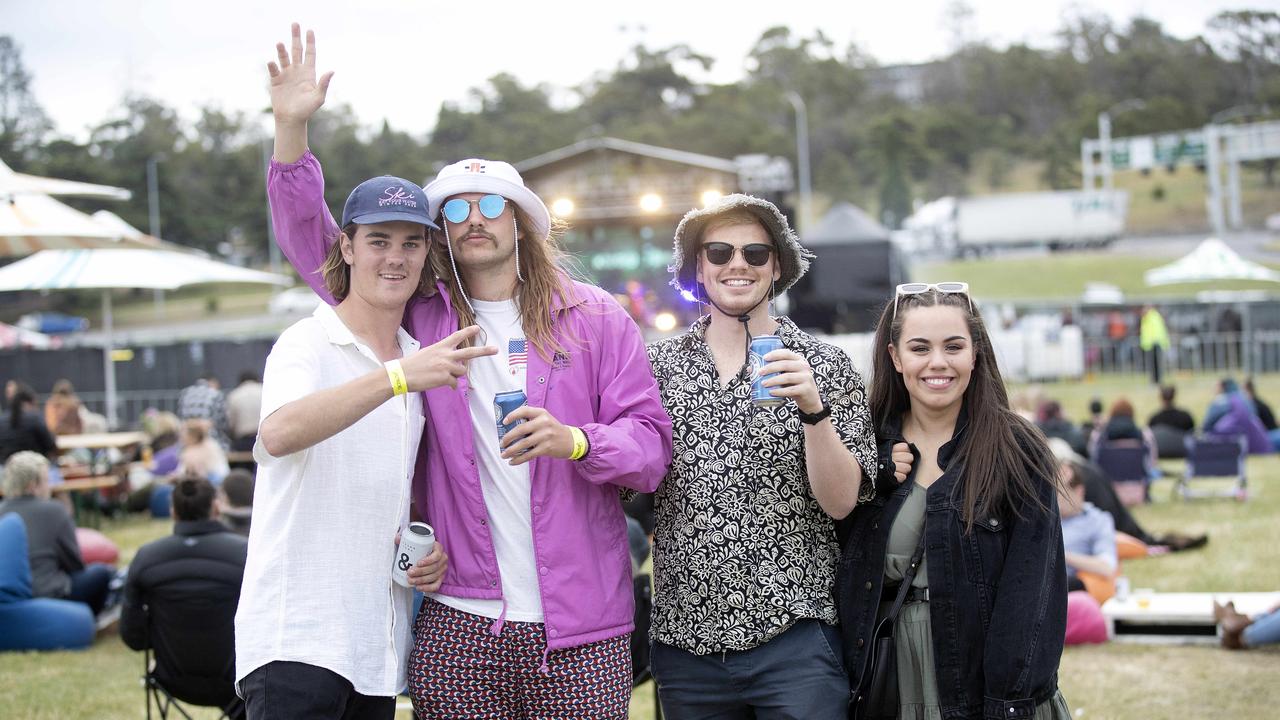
[431,206,586,359]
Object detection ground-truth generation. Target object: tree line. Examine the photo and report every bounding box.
[1,9,1276,257]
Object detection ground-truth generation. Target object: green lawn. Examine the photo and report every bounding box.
[915,252,1280,302]
[2,373,1279,718]
[960,158,1280,236]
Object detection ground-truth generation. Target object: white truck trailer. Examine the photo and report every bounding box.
[902,190,1129,258]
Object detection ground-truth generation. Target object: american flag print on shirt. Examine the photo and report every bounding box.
[508,339,528,375]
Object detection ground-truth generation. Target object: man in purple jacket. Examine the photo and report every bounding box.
[265,24,672,719]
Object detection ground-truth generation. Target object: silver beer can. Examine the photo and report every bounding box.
[392,521,436,588]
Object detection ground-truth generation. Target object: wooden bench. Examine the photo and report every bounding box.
[50,476,122,529]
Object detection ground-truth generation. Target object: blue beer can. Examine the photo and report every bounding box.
[494,390,527,440]
[749,335,785,406]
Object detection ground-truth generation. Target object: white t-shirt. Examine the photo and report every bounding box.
[235,303,422,696]
[431,298,544,622]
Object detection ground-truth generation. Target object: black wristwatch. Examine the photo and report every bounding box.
[797,402,832,425]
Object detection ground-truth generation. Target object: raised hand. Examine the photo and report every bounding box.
[401,325,498,392]
[267,23,333,126]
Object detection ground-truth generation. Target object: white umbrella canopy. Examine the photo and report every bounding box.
[0,248,292,427]
[0,157,131,201]
[0,248,290,291]
[0,192,139,256]
[1144,237,1280,286]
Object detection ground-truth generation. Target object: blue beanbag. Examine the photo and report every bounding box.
[0,513,95,651]
[150,483,174,519]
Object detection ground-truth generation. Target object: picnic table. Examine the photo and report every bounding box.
[50,474,123,528]
[56,432,149,452]
[1102,591,1280,645]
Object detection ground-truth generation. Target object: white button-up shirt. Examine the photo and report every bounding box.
[235,302,423,696]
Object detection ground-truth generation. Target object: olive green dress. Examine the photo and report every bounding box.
[882,481,1072,720]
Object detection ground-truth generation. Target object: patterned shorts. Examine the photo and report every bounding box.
[407,598,632,719]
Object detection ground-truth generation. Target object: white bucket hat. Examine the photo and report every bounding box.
[425,159,551,238]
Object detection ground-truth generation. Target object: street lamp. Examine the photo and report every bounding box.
[785,91,812,233]
[1097,99,1146,191]
[146,154,166,314]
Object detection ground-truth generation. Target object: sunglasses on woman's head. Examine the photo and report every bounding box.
[442,194,507,224]
[893,281,972,319]
[701,242,774,267]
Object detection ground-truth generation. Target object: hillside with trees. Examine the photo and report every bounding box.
[1,9,1277,258]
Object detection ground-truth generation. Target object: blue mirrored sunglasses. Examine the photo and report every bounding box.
[442,194,507,224]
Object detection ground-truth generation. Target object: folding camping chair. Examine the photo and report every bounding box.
[144,644,242,720]
[1179,434,1248,501]
[1092,441,1151,507]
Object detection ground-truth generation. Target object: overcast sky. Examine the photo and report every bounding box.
[5,0,1254,141]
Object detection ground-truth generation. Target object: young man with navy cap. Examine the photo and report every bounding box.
[233,25,497,720]
[264,24,672,719]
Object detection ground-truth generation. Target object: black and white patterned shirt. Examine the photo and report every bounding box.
[646,316,878,654]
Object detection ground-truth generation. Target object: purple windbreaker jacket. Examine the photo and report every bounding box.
[267,151,673,656]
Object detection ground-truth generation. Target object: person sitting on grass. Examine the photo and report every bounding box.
[0,451,114,616]
[1037,399,1087,457]
[121,474,248,719]
[1057,458,1115,645]
[1058,460,1117,594]
[1204,378,1271,455]
[176,419,229,486]
[1147,385,1195,459]
[217,468,254,537]
[1047,438,1207,555]
[1215,599,1280,651]
[1089,397,1160,480]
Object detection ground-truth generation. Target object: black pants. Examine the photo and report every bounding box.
[241,661,395,720]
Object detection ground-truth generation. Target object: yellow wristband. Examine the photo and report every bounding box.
[385,359,408,396]
[568,426,588,461]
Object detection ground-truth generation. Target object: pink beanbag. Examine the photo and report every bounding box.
[1064,590,1108,645]
[75,528,119,566]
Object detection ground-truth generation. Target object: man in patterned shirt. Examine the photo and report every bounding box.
[647,195,901,719]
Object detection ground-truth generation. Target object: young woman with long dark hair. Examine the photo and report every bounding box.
[836,283,1071,719]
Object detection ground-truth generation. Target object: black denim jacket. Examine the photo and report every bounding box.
[835,412,1067,720]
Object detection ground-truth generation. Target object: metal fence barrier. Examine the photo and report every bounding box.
[1082,331,1279,376]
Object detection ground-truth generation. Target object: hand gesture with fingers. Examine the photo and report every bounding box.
[267,23,333,126]
[499,406,575,465]
[401,326,497,392]
[759,349,824,415]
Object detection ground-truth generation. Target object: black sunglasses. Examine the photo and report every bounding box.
[701,242,774,267]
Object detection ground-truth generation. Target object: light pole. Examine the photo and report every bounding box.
[261,135,281,276]
[146,154,165,314]
[1097,99,1145,191]
[785,91,812,234]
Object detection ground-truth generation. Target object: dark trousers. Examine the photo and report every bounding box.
[1149,348,1163,385]
[67,563,114,615]
[651,619,849,720]
[241,661,395,720]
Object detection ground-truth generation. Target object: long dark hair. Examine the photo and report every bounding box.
[9,382,36,429]
[869,289,1060,530]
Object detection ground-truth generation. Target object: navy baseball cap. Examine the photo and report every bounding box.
[340,176,437,229]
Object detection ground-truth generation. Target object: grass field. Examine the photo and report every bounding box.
[915,250,1280,302]
[2,373,1279,719]
[962,157,1280,236]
